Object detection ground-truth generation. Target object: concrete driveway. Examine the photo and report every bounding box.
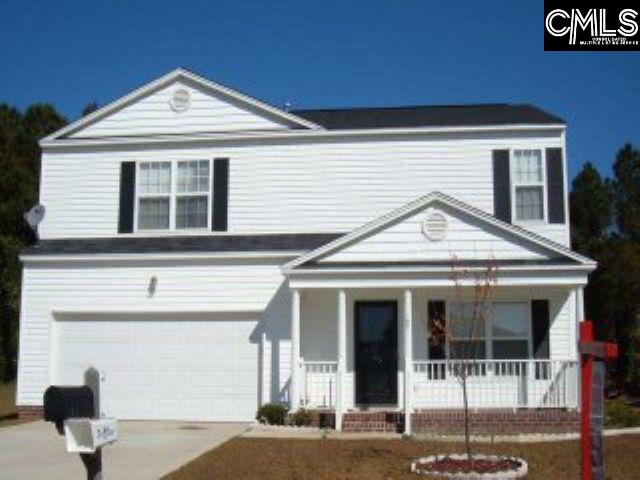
[0,420,248,479]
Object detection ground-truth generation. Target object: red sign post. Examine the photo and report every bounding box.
[579,321,618,480]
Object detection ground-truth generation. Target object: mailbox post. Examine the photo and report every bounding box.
[579,321,618,480]
[43,367,117,480]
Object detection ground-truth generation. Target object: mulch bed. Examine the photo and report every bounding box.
[163,434,640,480]
[415,456,521,475]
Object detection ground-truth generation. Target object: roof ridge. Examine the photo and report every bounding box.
[292,103,514,113]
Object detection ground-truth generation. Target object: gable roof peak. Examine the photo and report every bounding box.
[284,191,594,270]
[42,68,323,142]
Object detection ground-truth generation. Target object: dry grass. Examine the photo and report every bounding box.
[0,382,29,428]
[164,435,640,480]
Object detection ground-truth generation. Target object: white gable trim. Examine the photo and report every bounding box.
[43,68,322,141]
[283,191,595,270]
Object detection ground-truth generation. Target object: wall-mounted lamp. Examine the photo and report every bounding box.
[148,276,158,297]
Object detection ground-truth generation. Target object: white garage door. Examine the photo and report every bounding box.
[53,315,259,421]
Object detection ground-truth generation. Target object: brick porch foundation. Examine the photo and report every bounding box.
[411,409,580,435]
[17,405,44,420]
[307,409,579,434]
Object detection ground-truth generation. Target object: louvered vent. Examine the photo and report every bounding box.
[169,88,191,112]
[422,211,448,241]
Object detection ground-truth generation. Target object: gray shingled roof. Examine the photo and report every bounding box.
[292,104,564,130]
[22,233,344,256]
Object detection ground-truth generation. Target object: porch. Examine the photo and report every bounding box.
[287,286,584,433]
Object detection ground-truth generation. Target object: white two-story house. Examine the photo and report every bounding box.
[16,69,594,433]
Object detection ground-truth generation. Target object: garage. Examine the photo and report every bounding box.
[52,313,260,421]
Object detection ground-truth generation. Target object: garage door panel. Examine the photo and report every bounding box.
[54,317,259,421]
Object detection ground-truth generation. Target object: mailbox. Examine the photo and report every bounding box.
[64,418,118,453]
[43,368,114,480]
[44,386,95,433]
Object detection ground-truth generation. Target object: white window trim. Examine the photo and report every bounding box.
[134,159,213,233]
[444,300,533,360]
[510,148,548,224]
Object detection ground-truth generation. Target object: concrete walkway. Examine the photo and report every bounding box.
[0,420,248,479]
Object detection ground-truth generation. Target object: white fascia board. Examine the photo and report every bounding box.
[282,264,595,276]
[284,191,594,270]
[39,123,566,149]
[43,68,321,141]
[20,250,302,263]
[289,277,588,289]
[288,270,590,290]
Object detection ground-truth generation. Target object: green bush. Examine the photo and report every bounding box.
[256,403,288,425]
[606,398,640,428]
[290,408,313,427]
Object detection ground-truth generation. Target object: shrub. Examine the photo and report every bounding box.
[606,398,640,428]
[256,403,288,425]
[290,408,313,427]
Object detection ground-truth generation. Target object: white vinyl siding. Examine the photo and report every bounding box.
[319,203,553,263]
[69,80,293,138]
[39,130,568,245]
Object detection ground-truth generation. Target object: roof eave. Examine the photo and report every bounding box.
[39,123,566,148]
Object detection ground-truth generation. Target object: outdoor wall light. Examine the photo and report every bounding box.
[148,276,158,296]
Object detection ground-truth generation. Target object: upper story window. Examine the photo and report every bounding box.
[512,149,545,222]
[136,160,211,231]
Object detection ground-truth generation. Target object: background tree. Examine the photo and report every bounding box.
[570,144,640,391]
[569,162,612,253]
[81,102,99,117]
[613,144,640,242]
[0,103,66,381]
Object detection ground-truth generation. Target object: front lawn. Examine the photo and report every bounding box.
[164,435,640,480]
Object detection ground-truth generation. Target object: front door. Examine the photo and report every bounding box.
[355,301,398,406]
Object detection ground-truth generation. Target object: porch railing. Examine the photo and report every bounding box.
[300,359,578,411]
[300,361,338,409]
[412,359,579,410]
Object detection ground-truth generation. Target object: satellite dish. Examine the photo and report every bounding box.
[24,204,46,230]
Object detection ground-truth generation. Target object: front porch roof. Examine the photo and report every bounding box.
[284,191,595,271]
[283,191,594,288]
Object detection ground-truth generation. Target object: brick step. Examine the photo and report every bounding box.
[342,412,404,433]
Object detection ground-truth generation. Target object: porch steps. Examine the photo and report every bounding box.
[342,412,404,433]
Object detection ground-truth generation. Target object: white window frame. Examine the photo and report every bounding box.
[445,301,533,360]
[134,159,212,232]
[510,148,548,224]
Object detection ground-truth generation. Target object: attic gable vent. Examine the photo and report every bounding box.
[169,88,191,113]
[422,210,448,241]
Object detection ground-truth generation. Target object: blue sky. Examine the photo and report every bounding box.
[1,0,638,180]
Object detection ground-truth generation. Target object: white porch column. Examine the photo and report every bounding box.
[290,288,300,411]
[403,289,413,435]
[336,289,347,431]
[576,287,585,323]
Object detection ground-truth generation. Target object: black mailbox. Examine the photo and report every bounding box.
[44,386,95,433]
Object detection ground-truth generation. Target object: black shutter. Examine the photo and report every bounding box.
[546,148,565,224]
[492,150,511,223]
[118,162,136,234]
[212,158,229,231]
[531,300,550,359]
[428,300,446,360]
